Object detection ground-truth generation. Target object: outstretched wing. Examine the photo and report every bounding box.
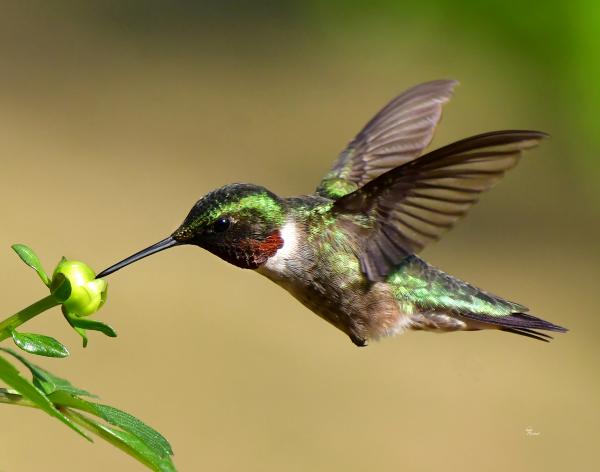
[333,130,547,281]
[316,80,458,199]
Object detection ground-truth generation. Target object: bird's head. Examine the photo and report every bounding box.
[96,183,286,277]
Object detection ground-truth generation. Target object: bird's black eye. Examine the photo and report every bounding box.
[212,217,231,233]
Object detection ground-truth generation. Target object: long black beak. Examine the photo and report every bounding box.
[96,236,180,278]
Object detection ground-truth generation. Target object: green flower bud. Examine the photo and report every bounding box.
[50,260,107,317]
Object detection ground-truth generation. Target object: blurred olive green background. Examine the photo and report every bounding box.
[1,1,599,471]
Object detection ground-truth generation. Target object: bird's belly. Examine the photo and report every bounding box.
[257,263,406,341]
[257,265,349,332]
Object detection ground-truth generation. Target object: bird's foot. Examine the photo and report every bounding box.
[350,335,368,347]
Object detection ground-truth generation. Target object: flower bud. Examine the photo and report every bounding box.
[50,260,107,317]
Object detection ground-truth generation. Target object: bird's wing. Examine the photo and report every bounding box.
[333,130,547,281]
[316,80,458,199]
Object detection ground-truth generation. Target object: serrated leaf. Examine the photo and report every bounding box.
[11,331,69,358]
[0,353,89,440]
[0,347,94,397]
[64,409,176,472]
[11,244,50,286]
[51,274,72,302]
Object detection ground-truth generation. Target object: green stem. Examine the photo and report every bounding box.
[0,295,59,342]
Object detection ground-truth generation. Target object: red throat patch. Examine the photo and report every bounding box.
[256,231,284,258]
[218,230,284,269]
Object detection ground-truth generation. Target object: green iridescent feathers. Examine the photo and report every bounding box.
[317,80,458,199]
[387,256,567,341]
[387,256,525,317]
[334,130,547,281]
[174,184,285,240]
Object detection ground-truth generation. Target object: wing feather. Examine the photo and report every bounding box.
[333,130,547,281]
[317,80,458,199]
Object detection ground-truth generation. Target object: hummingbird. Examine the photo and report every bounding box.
[97,80,567,346]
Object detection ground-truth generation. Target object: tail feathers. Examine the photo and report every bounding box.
[465,312,568,342]
[500,327,554,342]
[497,312,567,332]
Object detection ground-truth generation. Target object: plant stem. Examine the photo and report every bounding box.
[0,295,59,342]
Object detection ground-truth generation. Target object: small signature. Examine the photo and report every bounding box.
[525,427,541,437]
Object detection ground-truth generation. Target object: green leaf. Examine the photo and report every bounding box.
[94,404,173,458]
[0,348,94,397]
[62,311,89,347]
[75,327,89,348]
[11,244,50,286]
[11,331,70,358]
[35,369,95,397]
[64,409,176,472]
[62,311,116,348]
[0,352,89,440]
[68,317,117,338]
[51,274,72,302]
[49,391,173,459]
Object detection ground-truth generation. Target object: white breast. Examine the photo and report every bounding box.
[259,219,299,277]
